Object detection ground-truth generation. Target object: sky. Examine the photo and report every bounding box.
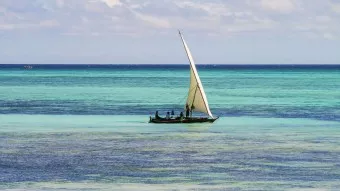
[0,0,340,64]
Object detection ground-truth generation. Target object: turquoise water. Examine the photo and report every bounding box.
[0,65,340,190]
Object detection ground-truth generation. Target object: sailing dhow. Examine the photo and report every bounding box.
[149,31,219,123]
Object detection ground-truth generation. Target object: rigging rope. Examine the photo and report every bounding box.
[172,85,196,112]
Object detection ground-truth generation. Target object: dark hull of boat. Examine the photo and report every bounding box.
[149,117,218,124]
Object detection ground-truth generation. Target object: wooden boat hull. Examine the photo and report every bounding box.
[149,117,218,124]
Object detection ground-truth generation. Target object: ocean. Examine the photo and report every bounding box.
[0,64,339,191]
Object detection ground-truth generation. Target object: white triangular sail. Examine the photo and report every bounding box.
[179,31,214,118]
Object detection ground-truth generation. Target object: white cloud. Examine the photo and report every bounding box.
[39,20,60,27]
[100,0,122,8]
[0,20,59,30]
[260,0,296,13]
[56,0,65,8]
[0,24,14,30]
[315,15,331,23]
[331,3,340,14]
[323,32,336,40]
[0,0,339,40]
[175,1,229,16]
[134,12,171,28]
[0,6,5,13]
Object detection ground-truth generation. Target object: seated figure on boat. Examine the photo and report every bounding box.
[190,105,195,117]
[180,112,184,120]
[166,112,170,119]
[155,111,160,119]
[185,104,190,118]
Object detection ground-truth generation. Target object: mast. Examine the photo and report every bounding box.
[179,31,214,118]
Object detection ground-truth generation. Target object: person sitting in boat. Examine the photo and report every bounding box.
[155,111,160,119]
[185,104,190,118]
[190,105,195,117]
[171,110,175,118]
[166,112,170,119]
[180,112,184,120]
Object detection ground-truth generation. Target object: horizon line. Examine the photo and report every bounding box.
[1,63,340,65]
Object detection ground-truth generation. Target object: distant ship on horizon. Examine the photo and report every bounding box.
[24,65,33,70]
